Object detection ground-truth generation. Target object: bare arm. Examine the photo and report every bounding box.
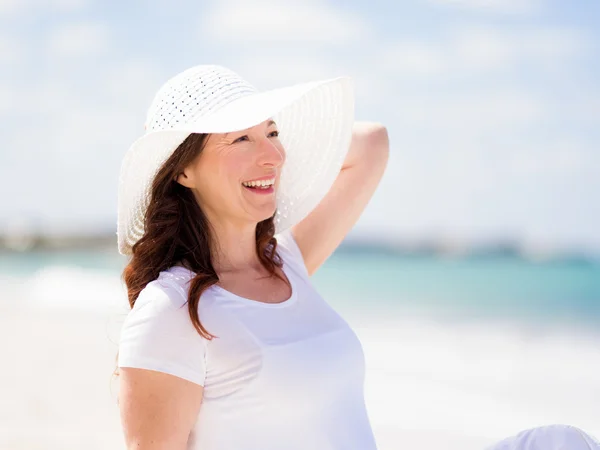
[118,367,204,449]
[291,121,390,275]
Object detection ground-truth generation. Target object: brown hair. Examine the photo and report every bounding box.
[113,132,285,378]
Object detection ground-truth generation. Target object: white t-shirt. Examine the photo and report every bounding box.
[118,229,378,450]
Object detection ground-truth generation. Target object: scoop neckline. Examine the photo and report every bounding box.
[170,262,298,309]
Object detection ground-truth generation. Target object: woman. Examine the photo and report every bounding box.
[115,65,599,450]
[116,64,388,450]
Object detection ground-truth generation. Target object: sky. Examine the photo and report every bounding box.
[1,0,599,253]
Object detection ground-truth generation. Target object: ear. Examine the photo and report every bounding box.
[175,168,195,189]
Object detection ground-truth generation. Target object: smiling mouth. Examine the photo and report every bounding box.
[241,178,275,190]
[241,177,275,195]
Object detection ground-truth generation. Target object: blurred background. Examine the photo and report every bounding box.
[1,0,599,449]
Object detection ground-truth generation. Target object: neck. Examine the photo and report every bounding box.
[208,216,262,274]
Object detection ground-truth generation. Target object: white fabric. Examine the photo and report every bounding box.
[116,64,355,255]
[487,424,600,450]
[118,229,378,450]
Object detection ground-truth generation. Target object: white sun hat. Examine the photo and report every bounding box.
[116,64,355,256]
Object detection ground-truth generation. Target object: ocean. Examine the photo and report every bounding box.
[3,245,599,327]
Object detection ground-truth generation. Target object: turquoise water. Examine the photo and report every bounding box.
[1,246,599,327]
[315,248,600,327]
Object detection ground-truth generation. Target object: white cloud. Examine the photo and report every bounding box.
[47,22,110,58]
[426,0,541,14]
[381,25,590,77]
[3,80,75,116]
[229,54,339,89]
[453,26,590,71]
[0,0,19,15]
[200,0,371,44]
[0,0,88,16]
[393,88,546,132]
[49,0,87,9]
[507,139,598,177]
[380,41,444,76]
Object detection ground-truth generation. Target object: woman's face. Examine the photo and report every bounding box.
[177,118,286,228]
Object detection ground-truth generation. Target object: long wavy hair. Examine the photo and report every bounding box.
[113,132,286,378]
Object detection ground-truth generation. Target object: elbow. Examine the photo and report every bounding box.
[356,122,389,156]
[345,121,390,171]
[373,124,390,159]
[364,123,390,168]
[369,122,389,145]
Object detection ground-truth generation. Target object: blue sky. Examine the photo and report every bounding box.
[1,0,599,253]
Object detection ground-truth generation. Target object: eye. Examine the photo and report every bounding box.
[232,135,248,143]
[269,130,280,138]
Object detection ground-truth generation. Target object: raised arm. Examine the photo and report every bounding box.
[291,121,390,275]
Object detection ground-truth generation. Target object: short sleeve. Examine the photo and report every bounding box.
[275,228,309,278]
[118,280,207,386]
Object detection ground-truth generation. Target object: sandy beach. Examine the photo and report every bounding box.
[0,304,125,450]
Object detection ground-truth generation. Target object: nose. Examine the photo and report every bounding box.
[256,136,285,168]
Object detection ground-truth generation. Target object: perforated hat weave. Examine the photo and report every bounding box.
[117,64,355,256]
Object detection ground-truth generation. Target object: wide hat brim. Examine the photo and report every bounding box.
[117,76,355,256]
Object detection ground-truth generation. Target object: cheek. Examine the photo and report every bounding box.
[223,157,247,181]
[205,155,249,201]
[194,156,228,204]
[195,149,253,204]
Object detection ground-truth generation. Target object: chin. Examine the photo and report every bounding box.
[259,210,277,223]
[253,206,277,224]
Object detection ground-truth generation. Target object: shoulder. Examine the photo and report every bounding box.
[126,267,220,328]
[120,267,218,350]
[153,266,221,306]
[118,270,210,386]
[122,278,190,337]
[131,270,190,314]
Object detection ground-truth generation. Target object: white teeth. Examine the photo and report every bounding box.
[242,178,275,188]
